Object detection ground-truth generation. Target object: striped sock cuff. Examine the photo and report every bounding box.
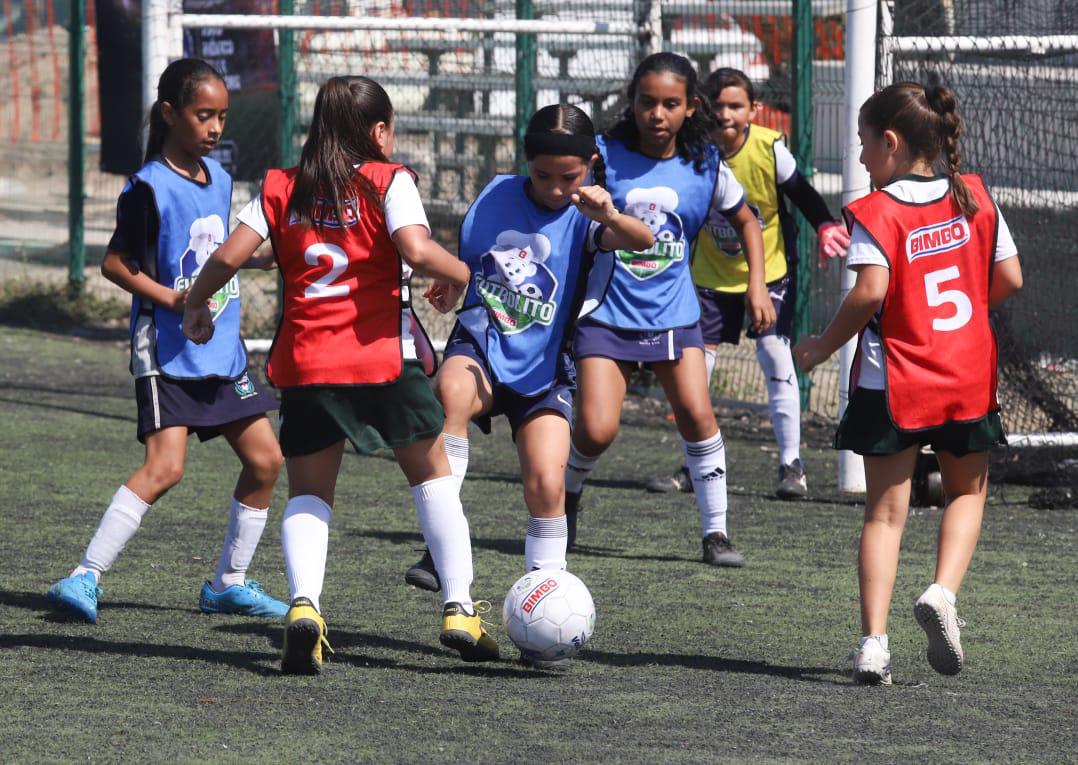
[444,433,469,460]
[526,515,568,538]
[684,431,725,458]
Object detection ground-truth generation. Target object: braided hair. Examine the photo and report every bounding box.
[860,76,979,217]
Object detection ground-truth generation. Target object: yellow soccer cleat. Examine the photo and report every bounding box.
[439,601,500,663]
[281,597,334,676]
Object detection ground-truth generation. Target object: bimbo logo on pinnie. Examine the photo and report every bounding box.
[906,215,969,262]
[521,578,560,614]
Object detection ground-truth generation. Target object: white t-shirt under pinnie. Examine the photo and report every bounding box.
[844,176,1018,390]
[237,171,430,360]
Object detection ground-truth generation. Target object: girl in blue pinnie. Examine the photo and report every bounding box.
[46,59,287,623]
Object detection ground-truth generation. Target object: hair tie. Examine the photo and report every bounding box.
[524,132,597,160]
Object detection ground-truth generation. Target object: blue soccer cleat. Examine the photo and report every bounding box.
[46,572,102,623]
[199,579,288,618]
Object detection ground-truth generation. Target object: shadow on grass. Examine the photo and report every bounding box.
[467,472,644,492]
[0,394,132,423]
[353,529,673,562]
[583,647,841,682]
[215,622,549,679]
[0,381,130,400]
[0,632,280,675]
[0,589,190,617]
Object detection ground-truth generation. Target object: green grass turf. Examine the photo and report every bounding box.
[0,326,1075,764]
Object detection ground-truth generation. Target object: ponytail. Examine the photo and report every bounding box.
[143,58,224,164]
[289,75,393,228]
[924,78,979,217]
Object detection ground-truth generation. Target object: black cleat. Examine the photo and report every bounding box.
[405,548,441,592]
[646,465,694,494]
[565,491,582,549]
[702,532,745,567]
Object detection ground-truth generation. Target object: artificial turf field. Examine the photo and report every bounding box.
[0,326,1074,764]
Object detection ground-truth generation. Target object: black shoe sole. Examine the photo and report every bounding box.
[914,602,963,676]
[281,619,322,675]
[439,630,500,663]
[404,568,441,592]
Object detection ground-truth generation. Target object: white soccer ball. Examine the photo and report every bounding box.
[502,569,596,662]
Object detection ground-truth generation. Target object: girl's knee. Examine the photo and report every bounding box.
[524,470,564,509]
[144,458,185,492]
[574,417,617,455]
[245,446,284,486]
[673,403,717,442]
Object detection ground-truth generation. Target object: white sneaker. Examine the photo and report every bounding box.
[914,583,965,676]
[851,635,892,686]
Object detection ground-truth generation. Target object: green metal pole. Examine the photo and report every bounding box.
[278,0,297,167]
[514,0,536,174]
[791,0,814,409]
[277,0,296,316]
[68,0,85,294]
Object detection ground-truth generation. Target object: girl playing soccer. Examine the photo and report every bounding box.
[45,58,287,623]
[794,79,1023,685]
[183,75,498,675]
[648,67,851,500]
[564,53,770,567]
[403,105,652,669]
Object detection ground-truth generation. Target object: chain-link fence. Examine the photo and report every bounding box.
[880,0,1078,434]
[3,1,1073,426]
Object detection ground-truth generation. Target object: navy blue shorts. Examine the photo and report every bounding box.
[573,317,704,363]
[135,372,277,443]
[697,272,796,345]
[443,326,575,440]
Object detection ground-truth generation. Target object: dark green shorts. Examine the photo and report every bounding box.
[278,362,444,457]
[834,387,1006,457]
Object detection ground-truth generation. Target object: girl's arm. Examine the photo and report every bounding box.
[572,186,654,252]
[793,263,889,373]
[393,225,470,287]
[182,223,264,343]
[395,224,470,313]
[101,250,186,312]
[778,167,850,267]
[241,242,278,271]
[727,202,776,333]
[989,255,1022,308]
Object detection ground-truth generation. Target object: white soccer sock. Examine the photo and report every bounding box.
[524,515,568,572]
[565,442,599,495]
[860,634,889,650]
[756,335,801,466]
[212,498,269,591]
[280,495,332,612]
[412,475,473,610]
[683,431,729,537]
[704,346,718,383]
[443,433,470,492]
[72,485,151,582]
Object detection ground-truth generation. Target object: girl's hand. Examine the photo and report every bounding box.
[817,221,851,271]
[182,302,215,344]
[792,335,828,373]
[424,279,464,313]
[170,288,189,313]
[746,281,776,334]
[571,185,618,224]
